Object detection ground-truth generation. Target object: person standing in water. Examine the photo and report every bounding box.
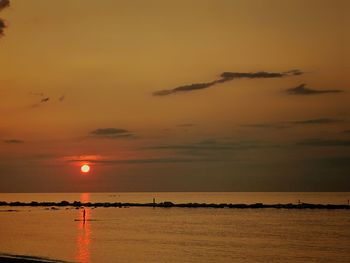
[83,208,86,222]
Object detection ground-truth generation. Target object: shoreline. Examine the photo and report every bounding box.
[0,254,66,263]
[0,201,349,209]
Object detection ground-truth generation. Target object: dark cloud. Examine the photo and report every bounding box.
[297,138,350,147]
[90,128,134,139]
[0,19,6,36]
[40,97,50,103]
[241,118,342,130]
[3,139,24,144]
[31,97,50,108]
[240,123,288,129]
[283,69,303,76]
[153,70,303,96]
[287,84,343,95]
[220,70,301,80]
[0,0,10,37]
[343,130,350,134]
[153,81,217,96]
[0,0,9,10]
[290,118,341,125]
[146,139,270,151]
[31,94,67,108]
[68,157,215,164]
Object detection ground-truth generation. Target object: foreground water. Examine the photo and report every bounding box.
[0,193,349,263]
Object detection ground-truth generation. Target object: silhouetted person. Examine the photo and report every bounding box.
[83,208,86,222]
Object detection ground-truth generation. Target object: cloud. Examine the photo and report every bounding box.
[153,70,303,96]
[0,0,10,37]
[59,94,65,102]
[0,0,9,10]
[67,157,214,164]
[240,123,288,129]
[297,138,350,147]
[3,139,24,144]
[178,123,195,127]
[40,97,50,103]
[287,84,343,95]
[31,97,50,108]
[241,118,342,129]
[146,139,271,151]
[153,81,217,96]
[343,130,350,134]
[220,70,302,80]
[30,93,67,108]
[290,118,341,125]
[63,154,215,164]
[90,128,134,139]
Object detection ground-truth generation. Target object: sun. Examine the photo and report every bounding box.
[81,164,90,173]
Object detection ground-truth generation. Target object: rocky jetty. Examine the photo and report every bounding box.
[0,201,349,209]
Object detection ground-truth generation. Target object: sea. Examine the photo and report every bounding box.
[0,192,349,263]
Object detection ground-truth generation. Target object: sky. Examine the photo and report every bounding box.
[0,0,349,192]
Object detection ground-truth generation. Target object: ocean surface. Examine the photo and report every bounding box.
[0,192,349,263]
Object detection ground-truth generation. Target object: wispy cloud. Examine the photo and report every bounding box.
[240,123,288,129]
[241,118,342,129]
[0,0,9,10]
[220,69,302,80]
[59,94,65,102]
[297,138,350,147]
[145,139,272,151]
[287,84,343,95]
[3,139,24,144]
[0,0,10,37]
[63,154,214,164]
[90,128,134,139]
[30,92,67,108]
[40,97,50,103]
[177,123,195,127]
[153,81,217,96]
[29,92,44,97]
[31,97,50,108]
[153,70,303,96]
[67,157,214,164]
[290,118,341,125]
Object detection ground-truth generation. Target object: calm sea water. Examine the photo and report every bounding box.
[0,192,349,263]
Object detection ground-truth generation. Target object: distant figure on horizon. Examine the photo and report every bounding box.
[83,208,86,222]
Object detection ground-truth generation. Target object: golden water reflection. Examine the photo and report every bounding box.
[76,193,91,263]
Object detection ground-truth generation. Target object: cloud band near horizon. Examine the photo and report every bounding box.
[287,84,343,95]
[0,0,10,37]
[153,70,303,96]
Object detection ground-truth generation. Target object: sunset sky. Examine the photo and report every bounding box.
[0,0,349,192]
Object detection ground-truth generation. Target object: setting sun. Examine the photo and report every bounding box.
[80,164,90,173]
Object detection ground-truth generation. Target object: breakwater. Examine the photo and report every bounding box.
[0,201,349,209]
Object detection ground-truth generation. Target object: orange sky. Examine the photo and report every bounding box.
[0,0,349,192]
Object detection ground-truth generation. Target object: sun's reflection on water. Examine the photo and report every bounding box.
[76,193,91,263]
